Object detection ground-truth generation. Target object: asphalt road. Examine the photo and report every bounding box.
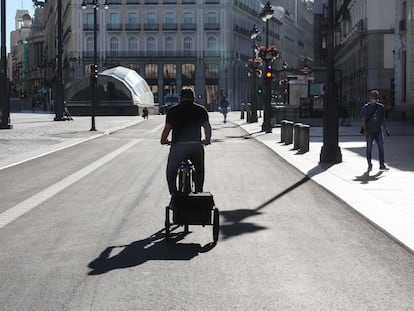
[0,114,413,310]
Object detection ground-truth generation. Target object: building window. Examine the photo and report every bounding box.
[182,63,195,80]
[86,37,94,54]
[205,63,218,79]
[146,36,157,51]
[165,12,175,23]
[109,37,120,56]
[128,36,139,55]
[207,12,217,23]
[145,64,158,79]
[147,12,157,24]
[128,12,138,24]
[165,36,175,54]
[183,36,193,55]
[183,12,193,24]
[163,64,176,79]
[86,13,94,27]
[207,36,217,51]
[109,13,121,29]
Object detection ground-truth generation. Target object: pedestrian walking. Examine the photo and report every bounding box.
[360,89,390,171]
[142,107,149,119]
[220,95,229,123]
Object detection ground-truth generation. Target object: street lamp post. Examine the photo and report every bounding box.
[260,1,274,133]
[0,0,11,129]
[319,0,342,163]
[248,24,260,123]
[82,0,109,131]
[54,0,64,121]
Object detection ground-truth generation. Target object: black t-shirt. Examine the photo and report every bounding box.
[166,101,209,143]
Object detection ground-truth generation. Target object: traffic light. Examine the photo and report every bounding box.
[93,64,98,79]
[264,66,274,80]
[257,87,263,94]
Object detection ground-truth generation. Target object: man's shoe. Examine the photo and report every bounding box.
[368,164,372,171]
[379,165,389,170]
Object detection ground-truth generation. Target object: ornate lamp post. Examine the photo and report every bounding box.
[82,0,109,131]
[248,24,260,123]
[260,1,274,133]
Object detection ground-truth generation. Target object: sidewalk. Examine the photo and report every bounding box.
[0,113,142,169]
[229,111,414,253]
[1,112,414,253]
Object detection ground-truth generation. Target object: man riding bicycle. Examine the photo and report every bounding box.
[160,88,212,194]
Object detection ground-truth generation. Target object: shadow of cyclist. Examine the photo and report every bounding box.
[88,229,215,275]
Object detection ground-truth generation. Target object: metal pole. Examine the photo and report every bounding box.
[262,19,272,133]
[0,0,11,129]
[249,44,257,123]
[320,0,342,163]
[54,0,64,121]
[90,1,98,131]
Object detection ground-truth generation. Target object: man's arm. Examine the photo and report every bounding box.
[202,121,212,145]
[381,107,390,135]
[160,123,172,145]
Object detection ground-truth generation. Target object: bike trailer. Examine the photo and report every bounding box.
[171,192,215,225]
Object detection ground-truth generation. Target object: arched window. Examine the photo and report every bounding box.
[146,36,157,52]
[165,36,175,55]
[86,37,94,54]
[183,36,193,56]
[207,36,218,56]
[128,36,139,56]
[109,37,120,56]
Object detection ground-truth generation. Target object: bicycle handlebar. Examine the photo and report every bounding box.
[161,140,210,146]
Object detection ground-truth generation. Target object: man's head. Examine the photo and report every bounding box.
[369,89,380,100]
[180,88,195,103]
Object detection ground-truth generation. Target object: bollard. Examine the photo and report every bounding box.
[299,124,310,153]
[241,103,245,119]
[293,123,303,150]
[280,120,288,143]
[284,121,294,145]
[246,103,252,123]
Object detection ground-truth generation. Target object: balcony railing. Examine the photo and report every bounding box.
[108,0,121,4]
[83,23,98,31]
[107,23,122,31]
[182,0,195,3]
[125,23,141,30]
[163,0,177,3]
[145,0,158,3]
[143,23,159,30]
[204,23,220,30]
[181,23,196,30]
[126,0,140,3]
[100,50,198,58]
[163,23,178,30]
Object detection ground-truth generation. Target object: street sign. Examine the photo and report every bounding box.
[297,65,313,75]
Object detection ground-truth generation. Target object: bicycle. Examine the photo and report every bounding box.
[165,159,220,243]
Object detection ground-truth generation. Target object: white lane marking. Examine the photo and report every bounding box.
[0,139,142,229]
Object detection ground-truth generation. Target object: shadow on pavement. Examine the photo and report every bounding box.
[219,175,314,240]
[87,229,215,275]
[353,171,384,184]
